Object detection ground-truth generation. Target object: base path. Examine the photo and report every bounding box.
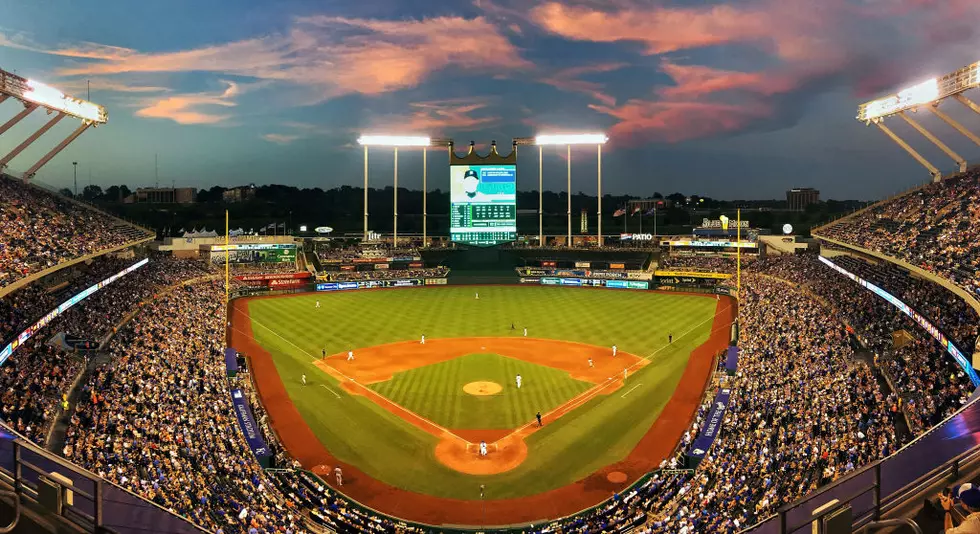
[231,296,736,526]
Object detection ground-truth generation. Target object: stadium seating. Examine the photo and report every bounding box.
[0,175,154,289]
[817,168,980,297]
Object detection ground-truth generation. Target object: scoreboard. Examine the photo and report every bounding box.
[449,164,516,246]
[209,243,296,263]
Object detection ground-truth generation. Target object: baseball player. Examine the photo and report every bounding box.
[612,344,618,356]
[536,411,542,426]
[623,368,628,381]
[347,350,354,361]
[475,292,480,300]
[316,300,321,308]
[588,357,594,368]
[301,374,307,386]
[334,466,343,486]
[479,441,488,456]
[421,333,426,345]
[321,348,326,360]
[515,374,522,389]
[523,327,527,337]
[668,332,673,344]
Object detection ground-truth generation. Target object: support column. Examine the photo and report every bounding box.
[566,145,571,247]
[538,145,543,247]
[422,146,427,247]
[929,106,980,148]
[0,104,36,136]
[954,94,980,116]
[25,122,91,178]
[876,122,941,180]
[597,144,602,247]
[363,145,369,241]
[393,147,398,247]
[899,112,966,172]
[0,112,65,170]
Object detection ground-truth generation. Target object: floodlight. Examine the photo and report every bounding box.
[357,135,431,147]
[535,133,608,145]
[23,79,107,123]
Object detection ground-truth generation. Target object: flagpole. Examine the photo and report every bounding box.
[225,210,230,308]
[736,208,741,295]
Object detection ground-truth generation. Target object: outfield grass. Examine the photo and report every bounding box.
[244,286,717,499]
[371,352,594,429]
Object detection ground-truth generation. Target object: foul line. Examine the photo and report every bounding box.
[500,303,733,442]
[231,305,471,444]
[621,383,643,398]
[319,384,341,399]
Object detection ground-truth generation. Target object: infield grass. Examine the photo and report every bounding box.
[242,285,718,499]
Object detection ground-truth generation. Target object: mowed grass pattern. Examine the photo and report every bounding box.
[371,353,594,429]
[244,286,719,499]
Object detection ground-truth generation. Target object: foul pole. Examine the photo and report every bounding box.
[225,210,230,306]
[736,209,741,295]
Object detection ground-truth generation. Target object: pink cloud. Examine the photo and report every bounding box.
[46,15,530,101]
[367,98,500,133]
[134,81,240,125]
[261,133,301,144]
[590,100,772,144]
[538,63,626,106]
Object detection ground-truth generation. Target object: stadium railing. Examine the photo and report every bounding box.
[0,422,208,534]
[741,395,980,533]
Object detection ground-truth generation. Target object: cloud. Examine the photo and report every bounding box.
[590,100,772,144]
[134,80,241,125]
[538,63,626,106]
[366,98,500,133]
[38,15,529,102]
[59,78,170,95]
[261,133,301,144]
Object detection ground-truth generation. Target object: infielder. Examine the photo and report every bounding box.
[479,441,487,456]
[301,374,307,386]
[588,358,594,368]
[347,350,354,361]
[612,344,618,356]
[515,374,522,389]
[421,334,426,345]
[523,327,528,337]
[334,466,343,486]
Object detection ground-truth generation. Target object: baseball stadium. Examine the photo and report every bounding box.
[3,10,980,534]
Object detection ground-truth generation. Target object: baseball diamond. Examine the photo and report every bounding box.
[231,285,733,524]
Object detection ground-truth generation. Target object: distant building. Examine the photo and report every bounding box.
[125,187,197,204]
[786,188,820,211]
[223,185,256,203]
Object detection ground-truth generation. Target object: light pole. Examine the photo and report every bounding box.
[422,146,427,247]
[533,134,608,248]
[480,484,486,529]
[393,146,398,247]
[538,145,543,247]
[72,161,77,198]
[357,135,431,243]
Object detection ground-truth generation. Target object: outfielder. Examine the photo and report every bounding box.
[475,292,480,300]
[612,344,618,356]
[515,374,522,389]
[321,348,326,360]
[479,441,488,456]
[316,300,321,308]
[347,350,354,361]
[623,368,628,381]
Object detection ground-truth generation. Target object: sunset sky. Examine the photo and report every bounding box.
[1,0,979,200]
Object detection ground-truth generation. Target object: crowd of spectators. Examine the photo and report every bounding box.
[659,255,740,272]
[224,262,299,275]
[0,175,152,288]
[750,254,972,436]
[818,169,980,296]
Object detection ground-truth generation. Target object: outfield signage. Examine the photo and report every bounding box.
[688,388,731,460]
[524,277,649,290]
[620,233,654,241]
[661,240,757,249]
[236,272,311,282]
[231,389,271,462]
[316,279,426,292]
[574,261,590,268]
[654,270,732,280]
[424,278,448,285]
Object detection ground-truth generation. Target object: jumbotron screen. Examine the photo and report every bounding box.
[449,164,517,246]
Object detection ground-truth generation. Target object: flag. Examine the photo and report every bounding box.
[278,222,286,229]
[644,207,657,216]
[632,205,642,214]
[613,208,626,217]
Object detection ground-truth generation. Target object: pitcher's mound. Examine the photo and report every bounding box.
[463,381,502,396]
[607,471,628,484]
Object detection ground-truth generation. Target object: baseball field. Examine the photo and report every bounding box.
[230,285,734,525]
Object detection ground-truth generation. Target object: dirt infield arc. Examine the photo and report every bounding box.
[314,337,648,475]
[231,296,736,525]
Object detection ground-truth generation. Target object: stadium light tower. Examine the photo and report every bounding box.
[533,134,608,247]
[857,61,980,180]
[357,135,431,245]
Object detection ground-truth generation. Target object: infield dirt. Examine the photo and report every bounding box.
[230,294,735,525]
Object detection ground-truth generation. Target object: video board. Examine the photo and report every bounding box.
[209,243,296,264]
[450,164,516,246]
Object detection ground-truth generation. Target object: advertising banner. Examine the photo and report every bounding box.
[224,348,238,376]
[620,233,654,241]
[541,277,560,285]
[655,270,731,280]
[231,389,271,464]
[627,272,654,281]
[235,272,310,282]
[424,278,448,285]
[609,263,626,269]
[541,261,557,268]
[725,346,739,374]
[269,278,307,289]
[575,261,591,268]
[409,262,423,268]
[519,277,540,284]
[374,263,389,270]
[688,388,731,460]
[560,278,583,286]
